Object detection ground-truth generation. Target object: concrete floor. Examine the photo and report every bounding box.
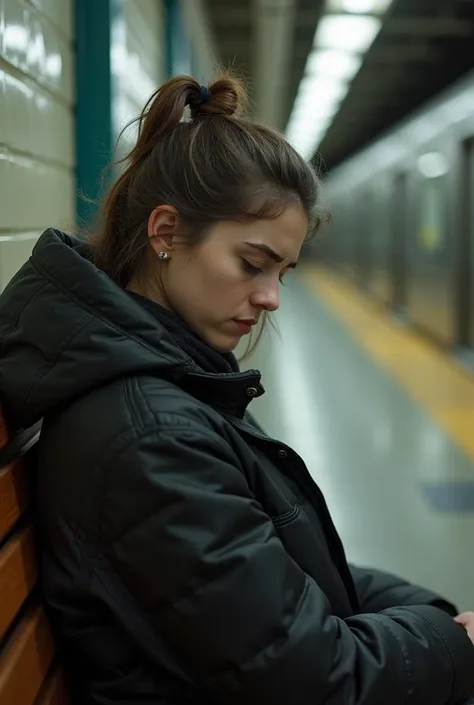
[239,271,474,613]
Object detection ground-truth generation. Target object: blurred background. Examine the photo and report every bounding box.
[1,0,474,610]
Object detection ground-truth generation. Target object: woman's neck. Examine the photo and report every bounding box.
[126,275,171,312]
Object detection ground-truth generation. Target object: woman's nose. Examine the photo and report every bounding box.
[250,279,280,312]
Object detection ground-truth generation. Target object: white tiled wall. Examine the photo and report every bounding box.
[0,0,75,290]
[114,0,166,157]
[181,0,218,83]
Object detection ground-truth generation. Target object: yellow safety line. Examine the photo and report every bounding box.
[300,266,474,461]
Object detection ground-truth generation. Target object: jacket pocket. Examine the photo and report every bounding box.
[271,503,301,528]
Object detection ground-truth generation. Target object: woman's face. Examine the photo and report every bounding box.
[150,204,308,351]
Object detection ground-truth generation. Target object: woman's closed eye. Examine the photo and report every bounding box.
[241,259,286,284]
[241,259,262,276]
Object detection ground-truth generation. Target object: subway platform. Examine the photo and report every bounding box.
[241,267,474,613]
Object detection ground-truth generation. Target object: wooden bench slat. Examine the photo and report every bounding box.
[0,406,9,448]
[0,402,70,702]
[0,461,29,542]
[0,605,55,705]
[0,525,37,639]
[35,665,70,705]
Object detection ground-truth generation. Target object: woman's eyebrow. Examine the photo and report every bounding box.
[243,242,298,268]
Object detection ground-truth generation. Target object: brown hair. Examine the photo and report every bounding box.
[88,73,326,355]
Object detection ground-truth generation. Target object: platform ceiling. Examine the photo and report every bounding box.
[204,0,474,171]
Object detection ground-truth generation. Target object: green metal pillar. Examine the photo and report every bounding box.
[74,0,124,227]
[164,0,192,78]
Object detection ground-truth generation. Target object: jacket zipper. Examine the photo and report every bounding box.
[226,415,360,613]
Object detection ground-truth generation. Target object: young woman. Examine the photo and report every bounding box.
[0,75,473,705]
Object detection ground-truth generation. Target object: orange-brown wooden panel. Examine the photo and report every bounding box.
[0,525,38,639]
[0,460,29,542]
[35,665,70,705]
[0,605,55,705]
[0,404,9,448]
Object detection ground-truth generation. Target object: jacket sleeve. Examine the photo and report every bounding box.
[101,421,474,705]
[350,564,458,616]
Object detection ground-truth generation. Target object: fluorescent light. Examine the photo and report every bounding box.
[285,67,350,158]
[288,122,328,143]
[315,14,381,53]
[306,49,362,81]
[417,152,449,179]
[287,103,333,131]
[326,0,392,12]
[299,74,347,105]
[287,113,332,137]
[289,129,327,156]
[287,110,339,159]
[290,94,340,127]
[289,129,327,159]
[284,0,391,158]
[342,0,375,10]
[290,102,336,124]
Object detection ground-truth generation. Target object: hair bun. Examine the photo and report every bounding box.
[188,75,246,118]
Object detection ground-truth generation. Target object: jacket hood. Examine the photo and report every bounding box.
[0,229,263,429]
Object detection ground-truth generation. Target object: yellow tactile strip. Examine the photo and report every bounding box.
[300,266,474,460]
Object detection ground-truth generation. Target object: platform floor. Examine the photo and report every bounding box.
[240,266,474,613]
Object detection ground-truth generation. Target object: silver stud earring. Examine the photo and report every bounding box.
[158,251,169,261]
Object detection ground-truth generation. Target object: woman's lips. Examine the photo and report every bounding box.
[233,320,253,334]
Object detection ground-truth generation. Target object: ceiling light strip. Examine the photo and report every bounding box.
[285,0,393,159]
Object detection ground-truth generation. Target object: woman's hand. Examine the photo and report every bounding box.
[454,612,474,645]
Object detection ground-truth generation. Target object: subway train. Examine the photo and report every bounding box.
[315,69,474,365]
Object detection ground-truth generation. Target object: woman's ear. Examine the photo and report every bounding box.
[147,205,179,257]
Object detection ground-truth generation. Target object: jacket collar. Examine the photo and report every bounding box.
[184,370,265,418]
[0,229,265,428]
[128,291,265,418]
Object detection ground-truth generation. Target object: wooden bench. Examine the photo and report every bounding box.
[0,402,70,704]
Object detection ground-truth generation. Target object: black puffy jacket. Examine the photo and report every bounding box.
[0,229,473,705]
